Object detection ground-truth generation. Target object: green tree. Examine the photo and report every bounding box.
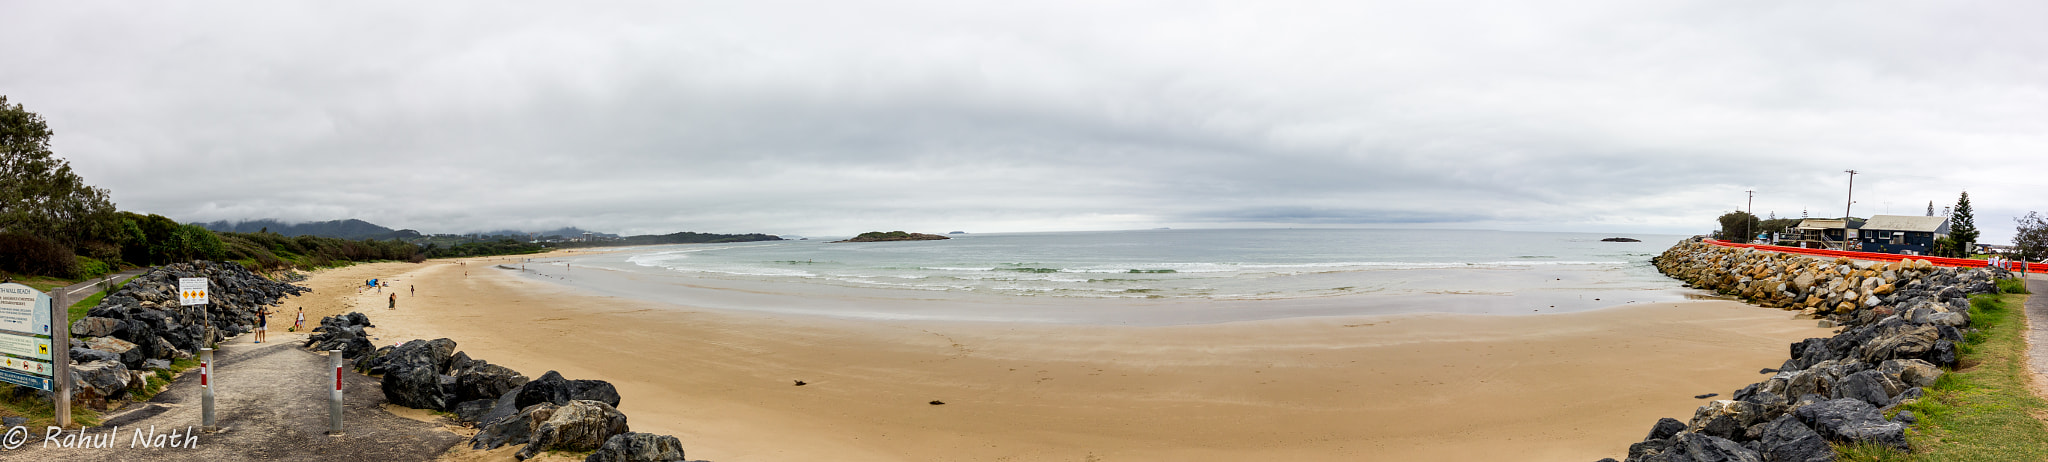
[1948,191,1979,257]
[0,95,116,248]
[1717,211,1762,243]
[2015,211,2047,263]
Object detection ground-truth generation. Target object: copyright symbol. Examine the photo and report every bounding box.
[2,426,27,449]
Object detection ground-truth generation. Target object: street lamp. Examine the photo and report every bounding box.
[1843,170,1858,250]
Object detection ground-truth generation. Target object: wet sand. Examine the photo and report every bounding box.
[289,256,1830,461]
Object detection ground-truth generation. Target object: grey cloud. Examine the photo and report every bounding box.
[2,1,2044,240]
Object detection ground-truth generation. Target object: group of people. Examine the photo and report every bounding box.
[253,273,424,343]
[250,306,306,343]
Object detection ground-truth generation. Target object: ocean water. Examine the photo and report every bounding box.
[508,229,1701,324]
[601,229,1677,300]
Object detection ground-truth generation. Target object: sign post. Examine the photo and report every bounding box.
[329,349,344,435]
[200,347,215,432]
[0,282,64,425]
[183,277,214,432]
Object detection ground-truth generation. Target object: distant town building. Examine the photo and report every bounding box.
[1787,217,1865,250]
[1855,215,1950,256]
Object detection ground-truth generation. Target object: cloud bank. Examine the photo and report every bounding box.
[3,1,2043,240]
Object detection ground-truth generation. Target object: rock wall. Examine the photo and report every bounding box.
[312,313,693,462]
[59,261,309,409]
[1605,239,2011,462]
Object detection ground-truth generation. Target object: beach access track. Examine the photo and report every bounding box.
[1701,239,2048,273]
[4,331,463,461]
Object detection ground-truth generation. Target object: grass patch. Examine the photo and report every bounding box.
[0,384,104,429]
[126,357,200,402]
[1840,292,2048,461]
[1996,278,2030,294]
[3,274,79,293]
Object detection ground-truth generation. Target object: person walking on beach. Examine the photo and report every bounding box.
[389,293,397,310]
[254,307,271,343]
[293,307,306,332]
[410,284,415,296]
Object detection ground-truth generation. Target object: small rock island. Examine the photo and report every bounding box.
[1601,237,1642,242]
[833,231,952,243]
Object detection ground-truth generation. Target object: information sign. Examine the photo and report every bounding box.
[0,355,50,375]
[0,334,50,361]
[0,369,51,391]
[0,282,51,335]
[0,282,54,391]
[180,277,209,306]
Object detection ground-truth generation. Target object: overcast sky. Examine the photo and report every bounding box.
[4,1,2044,240]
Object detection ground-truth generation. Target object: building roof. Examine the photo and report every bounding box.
[1862,215,1950,233]
[1795,218,1865,230]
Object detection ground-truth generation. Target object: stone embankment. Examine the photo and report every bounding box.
[307,313,694,462]
[60,261,308,409]
[1602,239,2012,462]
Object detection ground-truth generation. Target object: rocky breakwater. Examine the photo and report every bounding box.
[1601,239,2012,461]
[59,261,308,409]
[311,313,692,462]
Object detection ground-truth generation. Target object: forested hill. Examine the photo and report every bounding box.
[201,219,415,240]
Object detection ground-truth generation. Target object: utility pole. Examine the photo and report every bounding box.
[1746,190,1755,243]
[1843,170,1858,251]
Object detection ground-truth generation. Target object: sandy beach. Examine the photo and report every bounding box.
[287,255,1832,461]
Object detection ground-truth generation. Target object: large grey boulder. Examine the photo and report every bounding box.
[586,432,687,462]
[474,370,626,424]
[1856,324,1940,365]
[70,360,132,410]
[69,347,119,364]
[377,338,461,410]
[451,362,529,404]
[82,337,143,369]
[71,317,121,337]
[1878,359,1942,389]
[473,402,557,450]
[1656,432,1762,462]
[1686,400,1781,441]
[517,400,631,460]
[1755,415,1832,462]
[1793,398,1907,451]
[1833,370,1904,408]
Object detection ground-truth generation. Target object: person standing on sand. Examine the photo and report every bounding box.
[254,307,270,343]
[293,307,306,332]
[410,284,415,296]
[389,293,397,310]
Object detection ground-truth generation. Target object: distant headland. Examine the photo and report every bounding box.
[833,231,951,243]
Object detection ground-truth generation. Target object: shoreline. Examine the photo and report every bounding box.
[289,256,1830,461]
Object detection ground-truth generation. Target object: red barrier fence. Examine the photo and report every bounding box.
[1700,239,2048,273]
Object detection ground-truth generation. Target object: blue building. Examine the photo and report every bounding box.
[1856,215,1950,255]
[1789,217,1864,249]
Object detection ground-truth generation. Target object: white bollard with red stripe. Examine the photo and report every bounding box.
[201,348,216,432]
[329,349,344,435]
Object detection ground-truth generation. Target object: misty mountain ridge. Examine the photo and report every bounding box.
[197,219,616,240]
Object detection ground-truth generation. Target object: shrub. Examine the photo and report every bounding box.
[0,233,78,278]
[72,256,111,279]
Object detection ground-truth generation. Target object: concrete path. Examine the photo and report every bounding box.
[50,269,148,315]
[1,333,464,460]
[2024,274,2048,397]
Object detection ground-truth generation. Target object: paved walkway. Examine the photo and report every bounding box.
[2025,274,2048,397]
[49,269,149,315]
[2,332,464,460]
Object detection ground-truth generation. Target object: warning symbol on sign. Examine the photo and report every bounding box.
[36,344,47,356]
[179,278,209,306]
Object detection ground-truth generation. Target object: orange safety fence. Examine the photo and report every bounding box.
[1701,239,2048,274]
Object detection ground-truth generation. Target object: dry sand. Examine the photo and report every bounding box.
[287,256,1831,461]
